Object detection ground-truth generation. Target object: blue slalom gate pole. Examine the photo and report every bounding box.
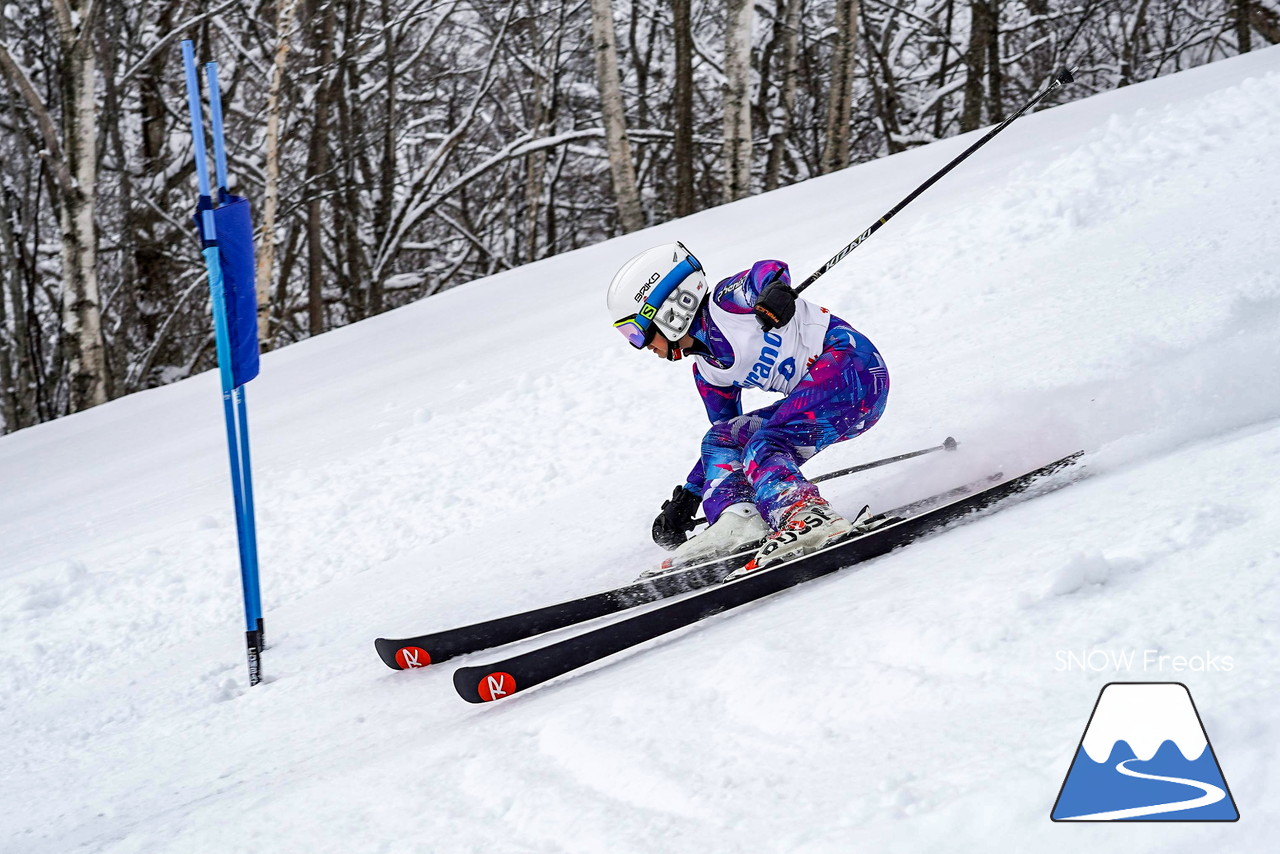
[206,58,264,649]
[182,40,264,686]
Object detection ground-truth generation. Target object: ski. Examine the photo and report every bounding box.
[453,451,1083,703]
[374,471,996,671]
[376,549,749,670]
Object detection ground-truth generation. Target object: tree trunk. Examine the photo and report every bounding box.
[985,0,1003,122]
[335,0,367,321]
[0,179,38,431]
[933,0,957,139]
[764,0,802,191]
[723,0,754,202]
[1252,2,1280,44]
[863,3,906,153]
[1234,0,1253,52]
[522,0,548,261]
[960,0,993,132]
[821,0,860,174]
[257,0,301,349]
[371,0,395,313]
[55,0,109,411]
[0,0,110,412]
[121,0,177,386]
[588,0,644,232]
[306,0,336,337]
[0,198,21,432]
[1118,0,1151,87]
[671,0,696,216]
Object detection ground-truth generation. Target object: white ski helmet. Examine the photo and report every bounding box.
[607,242,707,349]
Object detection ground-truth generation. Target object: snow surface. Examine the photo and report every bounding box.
[3,48,1280,853]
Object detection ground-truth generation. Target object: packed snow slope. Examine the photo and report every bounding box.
[3,49,1280,853]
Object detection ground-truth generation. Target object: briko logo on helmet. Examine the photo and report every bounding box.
[634,272,661,303]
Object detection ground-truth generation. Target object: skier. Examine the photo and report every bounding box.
[606,242,890,577]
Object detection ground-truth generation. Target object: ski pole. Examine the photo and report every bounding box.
[811,435,957,484]
[689,436,958,527]
[794,67,1075,296]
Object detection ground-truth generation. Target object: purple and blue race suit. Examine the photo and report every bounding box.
[682,260,889,528]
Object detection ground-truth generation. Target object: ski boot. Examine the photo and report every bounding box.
[725,498,867,581]
[639,502,770,579]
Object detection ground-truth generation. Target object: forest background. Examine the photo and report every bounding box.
[1,0,1276,432]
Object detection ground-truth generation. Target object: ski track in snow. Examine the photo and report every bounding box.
[2,48,1280,854]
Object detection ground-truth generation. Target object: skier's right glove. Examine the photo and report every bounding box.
[753,282,798,331]
[652,485,701,550]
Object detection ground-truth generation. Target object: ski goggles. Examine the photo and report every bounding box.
[612,254,703,348]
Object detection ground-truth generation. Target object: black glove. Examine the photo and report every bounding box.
[652,485,701,550]
[753,282,798,331]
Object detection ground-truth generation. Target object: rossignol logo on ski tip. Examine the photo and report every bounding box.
[1051,682,1239,821]
[395,646,432,669]
[478,672,517,702]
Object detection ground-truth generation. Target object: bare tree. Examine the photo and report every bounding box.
[0,196,24,429]
[0,0,109,412]
[1118,0,1152,87]
[3,0,1275,434]
[305,0,337,336]
[257,0,302,349]
[589,0,644,231]
[723,0,755,202]
[671,0,696,215]
[1234,0,1254,51]
[1250,1,1280,43]
[961,0,997,131]
[764,0,803,190]
[821,0,860,174]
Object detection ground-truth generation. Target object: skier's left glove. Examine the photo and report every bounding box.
[652,485,701,550]
[753,282,798,331]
